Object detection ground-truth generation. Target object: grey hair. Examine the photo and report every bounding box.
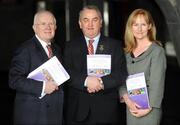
[33,10,56,25]
[79,5,102,20]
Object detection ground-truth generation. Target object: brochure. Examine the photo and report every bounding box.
[87,54,111,77]
[126,72,150,109]
[27,56,70,86]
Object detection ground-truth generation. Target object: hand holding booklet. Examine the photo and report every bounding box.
[87,54,111,77]
[27,56,70,86]
[126,72,150,109]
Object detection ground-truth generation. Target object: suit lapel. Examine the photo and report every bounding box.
[96,36,108,54]
[33,36,49,63]
[51,43,62,62]
[51,43,57,57]
[82,37,89,56]
[79,37,88,68]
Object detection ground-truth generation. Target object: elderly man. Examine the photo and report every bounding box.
[9,10,64,125]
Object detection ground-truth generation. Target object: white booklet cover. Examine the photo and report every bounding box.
[126,72,150,109]
[27,56,70,86]
[87,54,111,77]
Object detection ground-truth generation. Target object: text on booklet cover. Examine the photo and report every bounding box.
[126,72,150,109]
[27,56,70,86]
[87,54,111,77]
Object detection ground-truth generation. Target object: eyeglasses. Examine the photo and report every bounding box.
[35,22,56,27]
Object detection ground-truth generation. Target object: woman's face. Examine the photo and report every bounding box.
[132,15,151,41]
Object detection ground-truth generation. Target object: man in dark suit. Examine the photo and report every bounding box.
[9,10,64,125]
[64,5,128,125]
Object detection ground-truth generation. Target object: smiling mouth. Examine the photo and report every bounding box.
[136,32,143,34]
[88,28,94,30]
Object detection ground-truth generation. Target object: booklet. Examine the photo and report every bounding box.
[87,54,111,77]
[27,56,70,86]
[126,72,150,109]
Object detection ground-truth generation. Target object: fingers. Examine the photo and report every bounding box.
[44,81,58,94]
[129,108,152,117]
[86,76,104,93]
[134,103,141,109]
[87,83,104,93]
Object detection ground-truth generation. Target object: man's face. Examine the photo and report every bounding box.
[79,9,102,39]
[33,13,56,43]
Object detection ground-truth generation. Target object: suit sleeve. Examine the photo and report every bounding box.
[9,46,43,97]
[63,41,88,91]
[148,47,166,108]
[102,41,128,91]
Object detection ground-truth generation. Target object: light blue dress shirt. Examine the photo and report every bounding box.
[85,34,100,54]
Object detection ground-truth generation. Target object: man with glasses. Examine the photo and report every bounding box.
[9,10,64,125]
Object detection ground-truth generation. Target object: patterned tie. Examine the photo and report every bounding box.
[88,39,94,55]
[46,44,53,58]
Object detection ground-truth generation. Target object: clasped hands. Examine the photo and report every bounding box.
[86,76,104,93]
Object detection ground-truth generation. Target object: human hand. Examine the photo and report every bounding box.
[86,76,104,93]
[130,107,152,117]
[123,94,141,111]
[44,81,58,94]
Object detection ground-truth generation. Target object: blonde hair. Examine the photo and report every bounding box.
[124,9,161,53]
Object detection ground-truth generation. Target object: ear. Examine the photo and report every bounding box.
[100,19,103,28]
[32,25,36,32]
[148,24,152,30]
[79,20,82,29]
[54,25,57,30]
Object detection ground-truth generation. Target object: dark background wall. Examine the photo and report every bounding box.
[0,0,180,125]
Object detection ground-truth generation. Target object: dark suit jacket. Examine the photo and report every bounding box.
[9,36,64,125]
[63,35,127,124]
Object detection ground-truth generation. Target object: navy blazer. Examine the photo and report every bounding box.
[9,36,64,125]
[63,35,128,124]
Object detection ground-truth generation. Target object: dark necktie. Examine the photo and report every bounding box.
[46,45,53,58]
[88,39,94,55]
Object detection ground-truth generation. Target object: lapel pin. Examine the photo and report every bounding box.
[99,45,104,51]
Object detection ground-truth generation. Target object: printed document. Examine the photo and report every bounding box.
[87,54,111,77]
[126,72,150,109]
[27,56,70,86]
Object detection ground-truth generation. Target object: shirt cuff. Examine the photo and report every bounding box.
[39,81,46,99]
[84,77,88,87]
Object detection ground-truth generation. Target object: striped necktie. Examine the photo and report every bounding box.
[88,39,94,55]
[46,45,53,58]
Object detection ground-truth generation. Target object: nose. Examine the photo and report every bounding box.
[137,25,142,31]
[88,20,93,27]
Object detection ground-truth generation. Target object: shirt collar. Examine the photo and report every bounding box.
[84,33,101,43]
[35,34,51,48]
